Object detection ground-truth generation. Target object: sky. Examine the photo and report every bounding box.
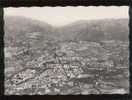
[4,6,129,26]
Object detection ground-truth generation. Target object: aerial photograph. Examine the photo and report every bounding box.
[4,6,129,95]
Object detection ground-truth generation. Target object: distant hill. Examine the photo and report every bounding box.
[58,19,129,42]
[4,16,129,45]
[4,16,54,35]
[4,16,55,47]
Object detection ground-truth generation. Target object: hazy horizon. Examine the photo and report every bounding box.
[4,15,129,28]
[4,6,128,26]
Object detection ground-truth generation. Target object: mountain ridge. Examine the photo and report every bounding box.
[4,16,129,43]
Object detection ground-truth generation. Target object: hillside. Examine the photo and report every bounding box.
[4,16,129,43]
[4,16,55,47]
[58,19,129,42]
[4,16,54,36]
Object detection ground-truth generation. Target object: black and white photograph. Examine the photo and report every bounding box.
[4,6,129,95]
